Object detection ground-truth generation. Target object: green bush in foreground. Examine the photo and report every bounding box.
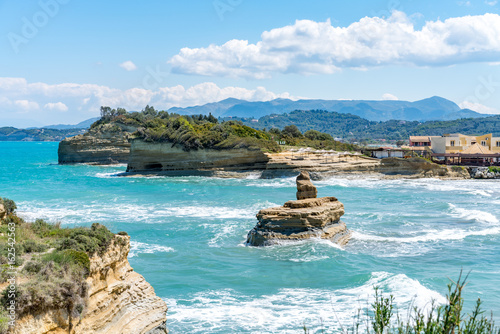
[0,198,118,333]
[304,272,499,334]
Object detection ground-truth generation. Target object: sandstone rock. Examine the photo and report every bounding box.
[296,171,317,200]
[246,172,350,246]
[13,235,168,334]
[58,123,135,165]
[126,139,269,174]
[0,203,5,220]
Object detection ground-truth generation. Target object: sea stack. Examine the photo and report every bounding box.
[246,171,351,246]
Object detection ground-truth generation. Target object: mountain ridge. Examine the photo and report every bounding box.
[166,96,483,122]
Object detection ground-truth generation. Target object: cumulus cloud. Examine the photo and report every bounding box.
[169,11,500,78]
[44,102,69,112]
[459,101,500,114]
[381,93,399,100]
[119,61,138,71]
[0,77,294,126]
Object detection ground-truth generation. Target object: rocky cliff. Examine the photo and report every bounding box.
[126,139,270,175]
[13,235,168,334]
[246,171,351,246]
[58,123,136,165]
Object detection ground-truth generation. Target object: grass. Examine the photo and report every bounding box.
[303,271,499,333]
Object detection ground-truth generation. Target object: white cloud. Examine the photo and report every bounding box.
[14,100,39,111]
[169,11,500,78]
[381,93,399,100]
[485,0,497,6]
[44,102,69,112]
[0,77,294,126]
[119,61,138,71]
[459,101,500,114]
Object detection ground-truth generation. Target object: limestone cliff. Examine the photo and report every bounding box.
[247,171,351,246]
[126,139,269,175]
[58,123,136,165]
[13,235,168,334]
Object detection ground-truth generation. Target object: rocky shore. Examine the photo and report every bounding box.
[246,171,351,246]
[58,128,473,180]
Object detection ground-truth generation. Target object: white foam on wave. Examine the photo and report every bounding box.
[352,226,500,244]
[17,200,279,224]
[316,177,499,198]
[448,203,499,224]
[203,223,240,248]
[246,177,296,188]
[129,241,174,258]
[164,272,445,333]
[94,172,120,178]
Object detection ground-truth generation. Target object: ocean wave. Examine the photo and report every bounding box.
[203,223,241,248]
[17,200,279,224]
[352,226,500,244]
[316,177,499,197]
[448,204,499,224]
[164,272,444,333]
[129,241,174,258]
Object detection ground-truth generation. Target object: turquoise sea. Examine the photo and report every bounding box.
[2,142,500,333]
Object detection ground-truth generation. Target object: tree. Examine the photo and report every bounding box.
[282,125,303,138]
[100,106,112,120]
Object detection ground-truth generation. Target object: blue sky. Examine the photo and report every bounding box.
[1,0,500,127]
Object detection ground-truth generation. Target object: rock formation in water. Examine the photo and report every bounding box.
[296,171,318,199]
[246,171,351,246]
[13,235,168,334]
[58,123,136,165]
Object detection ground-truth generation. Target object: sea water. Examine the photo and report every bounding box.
[1,142,499,333]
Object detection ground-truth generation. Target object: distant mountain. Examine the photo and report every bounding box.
[43,117,100,130]
[168,96,483,122]
[232,109,500,141]
[0,127,86,141]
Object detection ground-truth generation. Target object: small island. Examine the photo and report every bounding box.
[246,171,351,246]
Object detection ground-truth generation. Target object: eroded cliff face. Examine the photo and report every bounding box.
[58,124,136,165]
[13,236,168,334]
[126,139,270,175]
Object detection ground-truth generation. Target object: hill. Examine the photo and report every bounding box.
[233,110,500,141]
[167,96,483,122]
[0,127,86,141]
[42,117,100,130]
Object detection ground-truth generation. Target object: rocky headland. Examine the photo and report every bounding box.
[58,123,136,165]
[246,171,351,246]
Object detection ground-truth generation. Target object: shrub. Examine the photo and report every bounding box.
[489,166,500,173]
[22,240,48,253]
[0,198,16,215]
[57,223,114,255]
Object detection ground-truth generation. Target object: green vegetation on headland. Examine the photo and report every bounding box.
[231,110,500,141]
[93,105,358,152]
[303,271,499,333]
[0,197,121,333]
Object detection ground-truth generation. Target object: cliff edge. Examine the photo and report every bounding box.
[11,235,167,334]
